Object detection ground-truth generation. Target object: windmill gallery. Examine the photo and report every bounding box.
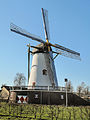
[6,8,89,105]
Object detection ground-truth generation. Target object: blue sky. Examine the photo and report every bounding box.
[0,0,90,91]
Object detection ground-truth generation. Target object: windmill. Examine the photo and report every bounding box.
[10,8,81,88]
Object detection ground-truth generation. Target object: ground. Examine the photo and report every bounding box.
[0,102,90,120]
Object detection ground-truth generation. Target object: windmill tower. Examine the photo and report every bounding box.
[10,8,81,88]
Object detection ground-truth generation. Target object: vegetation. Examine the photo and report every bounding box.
[77,82,90,97]
[0,102,90,120]
[14,73,26,86]
[67,80,73,92]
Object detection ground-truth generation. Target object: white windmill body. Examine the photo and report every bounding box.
[28,44,58,87]
[29,52,51,86]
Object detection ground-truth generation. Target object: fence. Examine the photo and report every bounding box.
[8,85,66,92]
[0,102,90,120]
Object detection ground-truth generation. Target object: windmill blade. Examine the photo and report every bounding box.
[10,23,45,44]
[41,8,50,41]
[53,48,81,60]
[55,44,80,56]
[48,43,81,60]
[49,43,80,55]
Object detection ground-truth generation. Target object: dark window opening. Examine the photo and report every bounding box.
[42,69,47,75]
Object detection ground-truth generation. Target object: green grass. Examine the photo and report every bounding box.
[0,102,90,120]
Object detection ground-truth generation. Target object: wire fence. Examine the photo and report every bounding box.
[0,102,90,120]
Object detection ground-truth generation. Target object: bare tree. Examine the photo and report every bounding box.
[76,82,89,96]
[81,82,86,93]
[77,85,82,97]
[84,86,90,95]
[14,73,26,86]
[67,80,73,92]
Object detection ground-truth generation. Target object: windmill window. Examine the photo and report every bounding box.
[42,69,47,75]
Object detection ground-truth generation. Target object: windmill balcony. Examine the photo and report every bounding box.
[4,85,66,92]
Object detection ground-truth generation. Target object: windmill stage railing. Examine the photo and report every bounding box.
[4,85,67,92]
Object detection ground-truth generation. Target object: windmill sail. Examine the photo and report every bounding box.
[54,44,81,60]
[55,49,81,60]
[55,44,80,56]
[42,8,50,41]
[10,23,45,44]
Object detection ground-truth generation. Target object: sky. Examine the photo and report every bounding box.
[0,0,90,91]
